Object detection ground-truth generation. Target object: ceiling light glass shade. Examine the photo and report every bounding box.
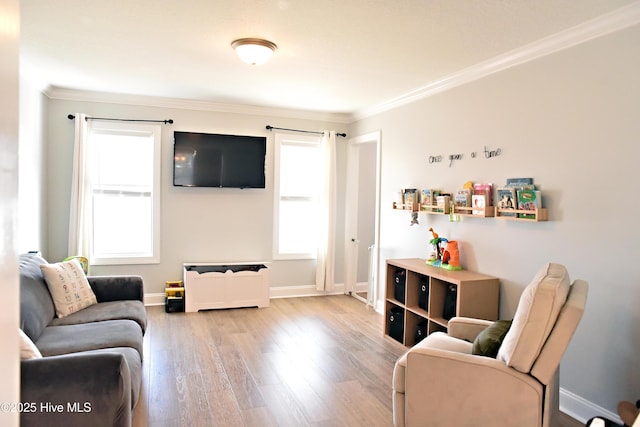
[231,38,277,65]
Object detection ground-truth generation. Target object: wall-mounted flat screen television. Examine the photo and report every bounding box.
[173,131,266,188]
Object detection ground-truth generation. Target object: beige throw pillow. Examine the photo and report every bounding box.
[41,258,97,318]
[19,329,42,359]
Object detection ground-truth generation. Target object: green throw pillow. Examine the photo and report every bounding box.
[472,320,512,358]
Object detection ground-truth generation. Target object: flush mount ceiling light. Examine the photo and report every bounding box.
[231,38,277,65]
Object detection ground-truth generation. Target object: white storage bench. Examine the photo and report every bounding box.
[183,263,270,312]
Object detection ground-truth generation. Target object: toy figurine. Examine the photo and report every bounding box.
[427,227,448,267]
[410,212,419,226]
[427,228,462,270]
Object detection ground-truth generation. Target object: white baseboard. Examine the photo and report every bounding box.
[269,283,346,298]
[144,292,166,306]
[148,286,382,312]
[560,387,621,424]
[355,281,369,292]
[144,284,347,307]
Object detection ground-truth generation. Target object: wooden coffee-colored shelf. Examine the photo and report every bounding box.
[393,204,547,221]
[495,207,548,221]
[453,205,495,218]
[392,201,419,211]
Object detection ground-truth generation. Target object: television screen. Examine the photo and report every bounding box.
[173,131,266,188]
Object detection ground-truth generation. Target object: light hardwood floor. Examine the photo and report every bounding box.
[133,295,583,427]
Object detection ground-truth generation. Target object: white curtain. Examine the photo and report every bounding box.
[315,131,337,291]
[68,113,92,262]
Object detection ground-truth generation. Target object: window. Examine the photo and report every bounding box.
[273,133,323,259]
[88,121,161,264]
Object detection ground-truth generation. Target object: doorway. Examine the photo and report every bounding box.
[344,131,381,308]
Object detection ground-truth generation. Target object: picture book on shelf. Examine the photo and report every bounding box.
[420,189,439,206]
[517,190,542,218]
[506,177,536,191]
[403,188,417,205]
[471,194,487,215]
[473,183,494,206]
[496,187,517,216]
[436,195,450,212]
[454,191,471,207]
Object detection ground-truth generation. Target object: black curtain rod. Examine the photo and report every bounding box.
[67,114,173,124]
[266,125,346,138]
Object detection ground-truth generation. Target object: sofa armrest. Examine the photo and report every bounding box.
[447,316,494,342]
[87,275,144,303]
[21,352,131,427]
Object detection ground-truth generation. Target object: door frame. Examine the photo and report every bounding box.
[343,130,381,308]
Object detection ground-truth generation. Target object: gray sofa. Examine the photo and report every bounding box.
[19,253,147,427]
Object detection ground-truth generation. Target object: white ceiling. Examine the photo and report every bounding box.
[20,0,639,118]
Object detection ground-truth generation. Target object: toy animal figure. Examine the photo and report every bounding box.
[428,227,439,240]
[410,212,419,226]
[427,227,448,266]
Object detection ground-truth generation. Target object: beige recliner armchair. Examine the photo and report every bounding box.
[392,263,588,427]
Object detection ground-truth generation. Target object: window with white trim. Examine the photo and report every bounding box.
[88,121,161,265]
[273,133,323,259]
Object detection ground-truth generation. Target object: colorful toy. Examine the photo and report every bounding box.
[441,240,462,270]
[63,255,88,274]
[427,227,446,265]
[426,228,462,270]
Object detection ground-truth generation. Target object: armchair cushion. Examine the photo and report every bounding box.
[472,320,512,357]
[497,263,570,373]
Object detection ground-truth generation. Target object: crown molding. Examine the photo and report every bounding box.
[44,2,640,125]
[351,1,640,122]
[45,87,353,124]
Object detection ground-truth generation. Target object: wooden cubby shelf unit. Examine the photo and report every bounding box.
[385,258,500,347]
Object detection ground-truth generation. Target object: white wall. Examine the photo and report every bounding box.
[44,98,348,297]
[350,23,640,420]
[18,79,47,254]
[0,0,21,424]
